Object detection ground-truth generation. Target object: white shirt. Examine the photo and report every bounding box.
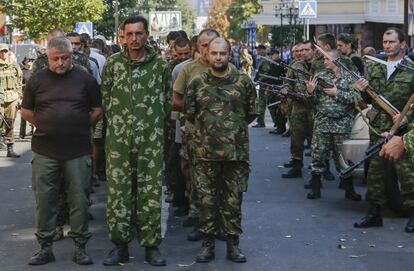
[90,49,106,75]
[386,59,402,80]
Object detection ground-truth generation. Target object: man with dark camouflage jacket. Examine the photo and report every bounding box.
[184,37,256,264]
[354,27,414,233]
[305,50,362,201]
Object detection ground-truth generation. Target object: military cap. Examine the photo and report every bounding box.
[337,33,354,44]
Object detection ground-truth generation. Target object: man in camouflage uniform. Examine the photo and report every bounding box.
[253,48,284,130]
[354,28,414,233]
[306,50,362,201]
[173,29,222,242]
[336,33,364,75]
[101,15,171,266]
[0,43,22,157]
[184,37,256,263]
[281,41,315,178]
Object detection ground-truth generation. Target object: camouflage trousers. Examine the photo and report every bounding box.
[290,104,313,161]
[256,91,278,126]
[106,146,162,247]
[180,151,199,218]
[1,99,18,144]
[366,136,414,207]
[311,131,349,174]
[194,161,249,236]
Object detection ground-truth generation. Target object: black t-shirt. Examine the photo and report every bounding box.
[22,66,101,160]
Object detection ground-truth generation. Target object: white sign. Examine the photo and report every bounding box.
[149,11,182,36]
[75,22,93,37]
[299,1,317,19]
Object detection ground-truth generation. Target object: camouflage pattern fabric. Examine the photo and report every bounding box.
[184,68,256,237]
[101,45,172,247]
[364,58,414,207]
[194,161,248,236]
[0,59,22,144]
[403,126,414,162]
[185,68,257,162]
[284,60,314,161]
[240,53,253,77]
[311,55,357,74]
[309,68,359,174]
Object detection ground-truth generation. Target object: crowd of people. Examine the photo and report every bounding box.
[1,14,414,267]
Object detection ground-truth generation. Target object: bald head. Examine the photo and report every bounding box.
[208,37,231,53]
[208,37,231,73]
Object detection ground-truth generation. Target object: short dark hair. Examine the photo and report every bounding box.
[174,36,191,50]
[317,33,336,50]
[167,31,181,44]
[190,35,198,48]
[302,40,315,49]
[121,15,148,33]
[178,30,188,40]
[80,33,91,46]
[199,28,220,39]
[66,32,80,39]
[384,27,406,43]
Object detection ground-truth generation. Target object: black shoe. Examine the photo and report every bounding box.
[282,160,303,178]
[304,178,322,189]
[102,243,129,266]
[338,178,346,190]
[342,177,362,201]
[145,247,166,266]
[174,206,189,217]
[183,217,198,228]
[72,243,93,265]
[307,174,321,199]
[6,144,20,158]
[196,238,215,263]
[354,204,383,228]
[53,226,64,242]
[187,228,203,241]
[252,123,265,128]
[28,244,55,265]
[405,217,414,233]
[226,236,246,263]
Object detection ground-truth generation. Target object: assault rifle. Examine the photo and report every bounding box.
[363,55,414,73]
[340,92,414,177]
[256,75,308,100]
[315,44,400,118]
[257,56,334,88]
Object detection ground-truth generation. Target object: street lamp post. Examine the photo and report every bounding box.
[274,0,300,61]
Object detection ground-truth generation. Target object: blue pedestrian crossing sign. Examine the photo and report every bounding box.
[75,22,93,37]
[299,1,317,19]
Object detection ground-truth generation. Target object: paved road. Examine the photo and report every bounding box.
[1,118,414,271]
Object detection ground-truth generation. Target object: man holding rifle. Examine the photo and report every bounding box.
[280,41,315,179]
[354,27,414,233]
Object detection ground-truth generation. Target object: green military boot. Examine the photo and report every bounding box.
[307,173,321,199]
[354,204,383,228]
[196,237,215,263]
[145,246,166,266]
[6,143,20,158]
[102,243,129,266]
[28,242,55,265]
[282,159,302,178]
[226,235,246,263]
[72,242,93,265]
[342,177,362,201]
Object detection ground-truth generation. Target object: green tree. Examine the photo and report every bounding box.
[205,0,231,38]
[227,0,261,41]
[1,0,106,40]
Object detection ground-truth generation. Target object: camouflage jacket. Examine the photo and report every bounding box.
[101,44,172,148]
[185,68,257,161]
[32,51,91,74]
[0,59,22,103]
[285,60,313,108]
[254,58,283,85]
[365,57,414,132]
[348,51,364,75]
[310,68,360,134]
[404,124,414,162]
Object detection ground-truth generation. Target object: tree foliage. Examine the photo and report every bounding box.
[205,0,231,38]
[95,0,196,39]
[227,0,261,41]
[1,0,106,40]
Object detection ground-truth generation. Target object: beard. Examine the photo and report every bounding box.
[211,62,228,73]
